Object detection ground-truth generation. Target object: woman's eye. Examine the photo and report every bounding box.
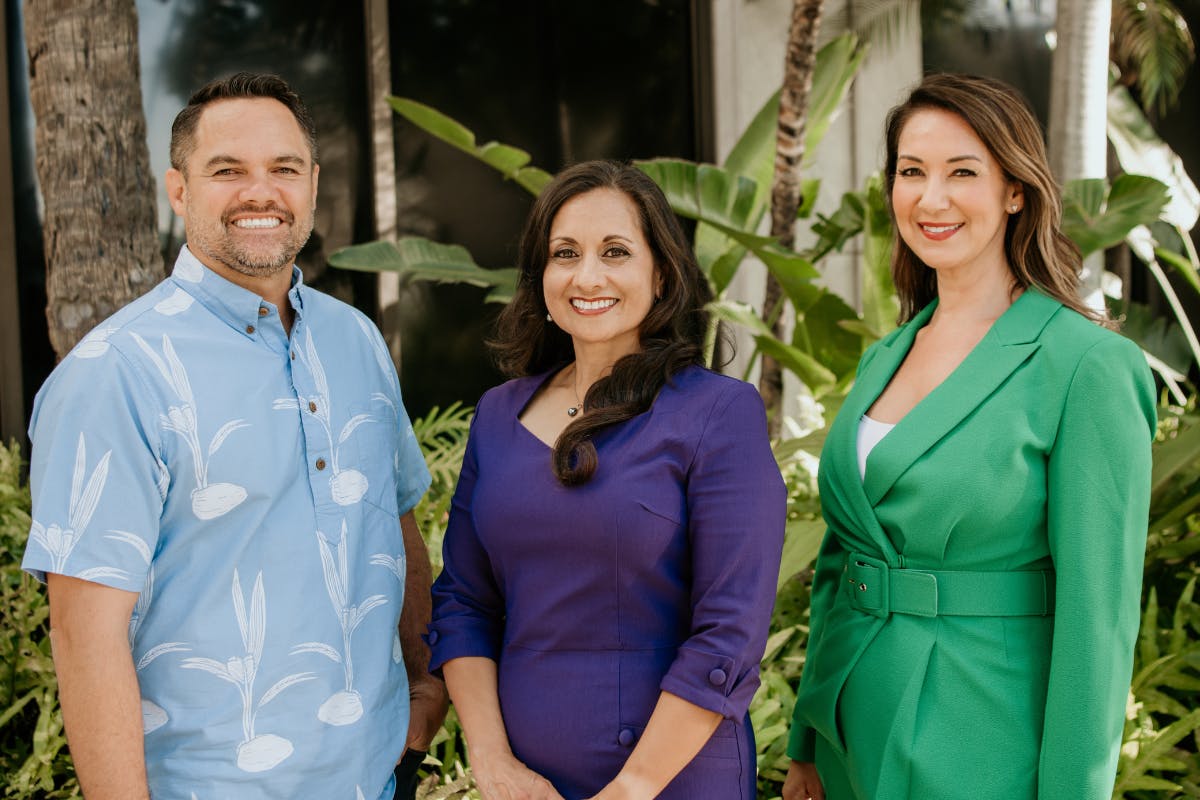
[603,247,630,259]
[952,168,978,177]
[897,167,922,178]
[552,248,578,260]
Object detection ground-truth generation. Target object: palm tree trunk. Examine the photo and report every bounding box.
[1047,0,1109,303]
[760,0,824,435]
[26,0,162,359]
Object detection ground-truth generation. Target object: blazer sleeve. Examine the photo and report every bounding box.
[427,392,505,671]
[658,381,786,720]
[1039,335,1155,798]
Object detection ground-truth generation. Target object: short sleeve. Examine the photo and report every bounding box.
[1039,335,1155,798]
[658,381,786,719]
[392,381,432,516]
[427,392,505,671]
[22,344,165,592]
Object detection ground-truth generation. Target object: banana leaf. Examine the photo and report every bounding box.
[1062,175,1170,258]
[330,238,517,304]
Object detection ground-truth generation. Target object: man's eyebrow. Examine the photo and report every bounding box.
[200,153,309,171]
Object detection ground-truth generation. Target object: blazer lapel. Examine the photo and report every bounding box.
[862,290,1062,507]
[820,302,938,563]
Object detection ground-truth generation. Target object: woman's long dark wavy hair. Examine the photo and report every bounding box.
[490,160,712,486]
[884,73,1102,324]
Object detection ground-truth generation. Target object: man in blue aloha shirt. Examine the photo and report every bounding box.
[22,73,447,799]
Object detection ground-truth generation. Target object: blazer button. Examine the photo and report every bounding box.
[618,728,636,747]
[708,668,727,686]
[427,630,440,645]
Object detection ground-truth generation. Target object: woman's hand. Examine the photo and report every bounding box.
[472,751,565,800]
[782,760,824,800]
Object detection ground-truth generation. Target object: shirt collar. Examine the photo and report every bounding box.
[169,245,305,339]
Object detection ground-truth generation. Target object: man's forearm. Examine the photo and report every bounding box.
[397,512,448,749]
[48,573,149,799]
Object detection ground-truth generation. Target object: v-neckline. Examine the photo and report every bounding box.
[514,367,567,450]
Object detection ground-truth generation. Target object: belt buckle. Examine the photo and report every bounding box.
[848,552,890,619]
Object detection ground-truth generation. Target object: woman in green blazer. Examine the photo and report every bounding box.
[783,74,1156,800]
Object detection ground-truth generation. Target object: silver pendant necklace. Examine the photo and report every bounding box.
[567,368,583,417]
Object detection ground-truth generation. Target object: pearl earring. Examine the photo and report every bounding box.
[546,312,553,322]
[1009,205,1019,213]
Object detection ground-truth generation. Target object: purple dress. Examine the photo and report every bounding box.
[428,365,785,799]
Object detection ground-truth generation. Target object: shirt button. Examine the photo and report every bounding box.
[315,458,326,471]
[290,351,296,360]
[245,324,256,335]
[258,306,269,317]
[308,401,317,413]
[427,630,440,645]
[617,728,635,747]
[708,668,727,686]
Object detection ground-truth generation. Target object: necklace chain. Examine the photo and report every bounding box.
[566,367,584,417]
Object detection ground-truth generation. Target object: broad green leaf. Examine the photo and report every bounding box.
[789,284,864,381]
[778,518,826,589]
[1114,299,1193,375]
[637,159,819,281]
[1151,420,1200,499]
[707,300,837,392]
[1062,175,1169,258]
[1155,246,1200,295]
[803,33,867,166]
[858,173,898,338]
[387,97,552,195]
[1108,83,1200,230]
[330,238,518,304]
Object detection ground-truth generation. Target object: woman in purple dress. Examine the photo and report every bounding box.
[427,161,786,800]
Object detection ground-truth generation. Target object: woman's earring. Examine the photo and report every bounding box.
[546,312,553,322]
[1009,204,1020,213]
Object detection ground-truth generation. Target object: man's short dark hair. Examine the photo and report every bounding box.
[169,72,318,172]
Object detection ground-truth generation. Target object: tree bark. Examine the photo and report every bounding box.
[759,0,823,435]
[26,0,161,359]
[1047,0,1109,303]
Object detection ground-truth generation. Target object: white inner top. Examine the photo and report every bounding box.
[856,414,896,481]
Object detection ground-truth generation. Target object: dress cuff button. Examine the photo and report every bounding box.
[617,728,636,747]
[708,668,727,686]
[427,630,439,645]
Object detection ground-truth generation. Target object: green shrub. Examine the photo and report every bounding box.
[0,441,79,797]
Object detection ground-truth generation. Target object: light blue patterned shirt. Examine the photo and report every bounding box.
[23,245,431,800]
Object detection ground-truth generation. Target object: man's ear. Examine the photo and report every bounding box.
[165,168,187,216]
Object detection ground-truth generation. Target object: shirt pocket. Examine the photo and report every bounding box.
[337,401,400,515]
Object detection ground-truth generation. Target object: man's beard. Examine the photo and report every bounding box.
[191,202,314,278]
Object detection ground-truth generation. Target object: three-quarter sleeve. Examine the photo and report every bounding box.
[658,381,786,719]
[1039,336,1155,798]
[427,393,506,671]
[22,345,165,591]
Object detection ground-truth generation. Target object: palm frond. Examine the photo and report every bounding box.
[1112,0,1196,116]
[413,403,474,488]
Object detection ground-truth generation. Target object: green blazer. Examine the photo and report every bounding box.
[787,290,1156,799]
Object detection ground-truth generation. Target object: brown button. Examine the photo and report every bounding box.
[258,307,269,317]
[308,401,317,413]
[245,324,256,335]
[315,458,326,471]
[290,351,296,360]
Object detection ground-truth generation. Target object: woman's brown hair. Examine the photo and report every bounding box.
[491,160,712,486]
[884,73,1100,323]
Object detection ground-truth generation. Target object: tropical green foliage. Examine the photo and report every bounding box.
[0,441,78,798]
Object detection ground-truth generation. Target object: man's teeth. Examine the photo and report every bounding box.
[572,298,617,311]
[234,218,281,229]
[922,224,962,233]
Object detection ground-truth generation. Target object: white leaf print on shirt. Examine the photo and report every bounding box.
[121,561,190,734]
[280,329,375,506]
[370,552,405,665]
[29,434,111,573]
[131,333,249,520]
[181,570,316,772]
[73,326,119,359]
[154,288,194,316]
[291,521,388,725]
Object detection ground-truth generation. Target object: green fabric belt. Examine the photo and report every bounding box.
[845,552,1056,618]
